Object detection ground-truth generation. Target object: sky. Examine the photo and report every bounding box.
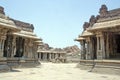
[0,0,120,48]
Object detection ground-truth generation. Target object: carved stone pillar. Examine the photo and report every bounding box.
[33,43,38,59]
[49,53,51,60]
[55,53,57,59]
[11,36,16,57]
[0,36,6,57]
[51,53,53,59]
[101,34,105,59]
[43,53,47,61]
[86,37,91,60]
[96,33,105,59]
[89,37,94,59]
[83,40,86,59]
[23,38,28,58]
[28,39,33,58]
[96,35,102,59]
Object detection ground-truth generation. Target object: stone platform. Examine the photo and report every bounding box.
[77,59,120,75]
[0,58,40,72]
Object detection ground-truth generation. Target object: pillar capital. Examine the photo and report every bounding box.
[1,35,6,40]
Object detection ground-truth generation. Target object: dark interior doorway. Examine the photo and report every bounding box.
[41,53,43,60]
[116,34,120,53]
[93,37,97,59]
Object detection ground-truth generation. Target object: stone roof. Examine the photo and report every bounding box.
[80,29,94,37]
[89,18,120,31]
[76,5,120,42]
[0,16,19,31]
[11,19,34,32]
[98,8,120,22]
[34,40,43,43]
[81,5,120,31]
[13,30,39,40]
[0,6,20,31]
[0,6,34,32]
[75,37,85,41]
[89,5,120,31]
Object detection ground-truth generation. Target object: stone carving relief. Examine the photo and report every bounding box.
[0,6,5,15]
[99,4,108,17]
[89,15,96,26]
[83,22,89,30]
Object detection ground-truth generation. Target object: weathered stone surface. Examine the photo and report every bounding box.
[0,6,5,15]
[11,19,34,31]
[0,65,10,72]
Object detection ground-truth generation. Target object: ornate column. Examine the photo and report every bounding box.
[85,37,91,60]
[89,37,94,59]
[11,36,16,57]
[23,38,28,58]
[82,40,86,59]
[34,44,38,59]
[80,41,83,59]
[49,53,51,60]
[106,33,109,58]
[0,35,6,57]
[55,53,57,59]
[96,35,101,59]
[51,53,53,59]
[0,29,7,57]
[96,32,105,59]
[28,39,33,58]
[101,34,105,59]
[43,53,47,61]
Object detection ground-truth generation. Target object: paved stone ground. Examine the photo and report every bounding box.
[0,62,119,80]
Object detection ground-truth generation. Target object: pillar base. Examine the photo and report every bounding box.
[0,57,10,72]
[0,65,10,72]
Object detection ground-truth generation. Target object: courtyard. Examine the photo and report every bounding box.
[0,63,119,80]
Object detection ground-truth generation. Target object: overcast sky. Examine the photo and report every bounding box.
[0,0,120,48]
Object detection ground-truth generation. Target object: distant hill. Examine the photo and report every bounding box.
[40,43,80,54]
[63,45,80,54]
[39,43,81,62]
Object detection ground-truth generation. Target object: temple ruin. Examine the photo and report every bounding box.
[75,5,120,66]
[37,44,66,63]
[0,6,42,71]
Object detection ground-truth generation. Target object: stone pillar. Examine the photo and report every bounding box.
[0,38,2,57]
[106,33,109,58]
[51,53,54,59]
[55,53,57,59]
[23,38,28,58]
[89,38,93,59]
[11,36,16,57]
[80,41,83,59]
[101,34,105,59]
[53,53,55,59]
[28,39,33,58]
[49,53,51,60]
[86,37,91,60]
[0,38,1,54]
[82,40,86,59]
[0,36,6,57]
[43,53,47,61]
[96,35,102,59]
[57,54,59,58]
[96,33,105,59]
